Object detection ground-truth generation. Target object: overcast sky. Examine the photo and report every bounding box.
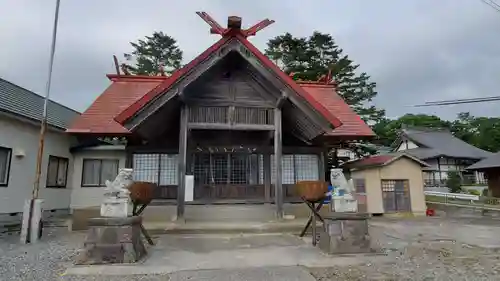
[1,0,499,120]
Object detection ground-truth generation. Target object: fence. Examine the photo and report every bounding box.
[424,191,500,208]
[424,176,487,188]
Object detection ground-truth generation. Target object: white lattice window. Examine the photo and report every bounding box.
[294,154,319,182]
[133,154,159,183]
[159,154,178,185]
[133,154,178,185]
[260,154,320,184]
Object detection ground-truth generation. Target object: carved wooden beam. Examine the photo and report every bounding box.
[113,55,120,75]
[196,12,274,38]
[243,19,275,37]
[196,11,225,35]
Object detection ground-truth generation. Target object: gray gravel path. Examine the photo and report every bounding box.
[1,217,500,280]
[309,217,500,281]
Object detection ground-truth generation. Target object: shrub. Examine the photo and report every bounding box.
[468,189,481,196]
[446,171,462,193]
[482,188,490,197]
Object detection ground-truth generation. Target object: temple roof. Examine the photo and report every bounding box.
[67,13,373,139]
[398,127,492,160]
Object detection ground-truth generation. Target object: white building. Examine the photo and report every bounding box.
[0,78,79,225]
[393,127,492,191]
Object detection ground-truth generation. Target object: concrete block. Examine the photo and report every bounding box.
[318,213,372,255]
[20,199,44,244]
[76,216,147,265]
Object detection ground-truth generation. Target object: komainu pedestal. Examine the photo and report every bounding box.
[318,213,372,255]
[76,216,147,265]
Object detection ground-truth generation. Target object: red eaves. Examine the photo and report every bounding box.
[114,34,343,129]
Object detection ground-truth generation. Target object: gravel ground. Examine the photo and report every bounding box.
[0,229,169,281]
[309,241,500,281]
[1,217,500,281]
[309,217,500,281]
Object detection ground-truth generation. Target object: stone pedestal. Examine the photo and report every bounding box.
[318,213,372,255]
[331,195,358,213]
[100,197,132,217]
[76,216,147,265]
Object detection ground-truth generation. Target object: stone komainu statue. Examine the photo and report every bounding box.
[127,181,156,216]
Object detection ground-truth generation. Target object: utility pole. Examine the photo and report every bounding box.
[20,0,61,244]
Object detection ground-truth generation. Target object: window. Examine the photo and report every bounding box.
[269,154,320,184]
[82,159,119,187]
[132,154,178,185]
[353,178,367,213]
[381,180,411,212]
[46,156,69,188]
[0,146,12,186]
[353,178,366,193]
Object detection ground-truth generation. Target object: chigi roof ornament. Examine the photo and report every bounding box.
[196,11,275,38]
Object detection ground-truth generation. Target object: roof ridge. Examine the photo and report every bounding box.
[114,16,343,129]
[0,77,80,114]
[403,126,450,133]
[106,74,170,82]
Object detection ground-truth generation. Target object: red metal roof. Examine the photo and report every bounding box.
[342,153,430,170]
[67,78,375,138]
[341,155,395,170]
[66,75,167,134]
[67,14,373,138]
[349,155,395,168]
[298,83,374,137]
[115,33,342,129]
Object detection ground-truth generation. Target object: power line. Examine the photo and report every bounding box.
[480,0,500,12]
[414,96,500,107]
[413,0,500,108]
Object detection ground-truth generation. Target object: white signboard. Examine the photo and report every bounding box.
[185,175,194,202]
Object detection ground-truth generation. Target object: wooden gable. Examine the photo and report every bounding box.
[123,39,332,142]
[184,52,275,107]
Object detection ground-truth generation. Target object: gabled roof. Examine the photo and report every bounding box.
[67,75,167,134]
[67,76,373,137]
[115,33,342,130]
[398,127,493,160]
[0,77,80,130]
[298,83,373,137]
[67,13,373,138]
[467,152,500,170]
[342,153,429,170]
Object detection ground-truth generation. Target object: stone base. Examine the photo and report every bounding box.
[318,212,372,255]
[76,216,147,265]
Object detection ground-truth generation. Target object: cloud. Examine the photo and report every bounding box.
[0,0,499,121]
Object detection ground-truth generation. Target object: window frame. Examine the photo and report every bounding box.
[81,158,120,187]
[46,155,69,188]
[353,178,366,194]
[0,146,12,187]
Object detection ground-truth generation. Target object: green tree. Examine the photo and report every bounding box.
[265,32,385,124]
[372,114,451,147]
[123,31,183,76]
[451,112,500,152]
[446,171,462,193]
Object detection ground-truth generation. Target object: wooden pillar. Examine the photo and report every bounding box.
[177,105,188,220]
[125,147,133,169]
[263,153,271,202]
[274,108,283,219]
[319,149,326,182]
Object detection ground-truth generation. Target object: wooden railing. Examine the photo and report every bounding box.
[189,106,274,126]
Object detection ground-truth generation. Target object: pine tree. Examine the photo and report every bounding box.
[123,31,183,76]
[265,32,385,124]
